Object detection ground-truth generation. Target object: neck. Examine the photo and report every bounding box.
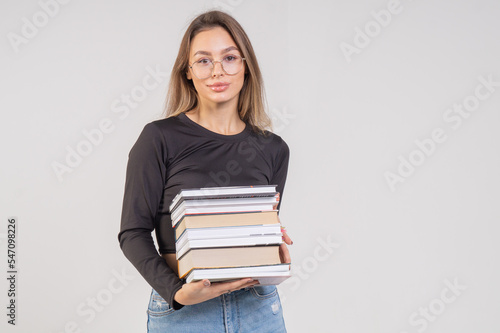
[187,99,246,135]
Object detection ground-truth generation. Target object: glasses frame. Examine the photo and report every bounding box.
[188,55,246,80]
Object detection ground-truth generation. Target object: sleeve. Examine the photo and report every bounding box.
[270,137,290,213]
[117,122,185,310]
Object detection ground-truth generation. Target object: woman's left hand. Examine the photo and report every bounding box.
[274,195,292,264]
[279,227,293,264]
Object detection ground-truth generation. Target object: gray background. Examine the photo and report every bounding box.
[1,0,499,332]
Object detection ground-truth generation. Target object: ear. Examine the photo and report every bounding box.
[186,70,192,80]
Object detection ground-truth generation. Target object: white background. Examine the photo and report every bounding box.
[1,0,499,332]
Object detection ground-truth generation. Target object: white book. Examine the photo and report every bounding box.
[171,197,278,222]
[176,234,283,259]
[176,224,281,248]
[185,264,291,284]
[172,196,278,213]
[169,185,277,212]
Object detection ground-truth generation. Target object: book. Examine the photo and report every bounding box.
[169,185,290,286]
[169,185,277,212]
[174,211,280,240]
[185,263,291,284]
[178,245,281,279]
[171,203,277,227]
[171,195,279,222]
[173,196,279,209]
[176,234,283,259]
[176,223,281,249]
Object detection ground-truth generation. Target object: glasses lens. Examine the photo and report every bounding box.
[221,55,243,75]
[192,59,212,79]
[192,56,244,79]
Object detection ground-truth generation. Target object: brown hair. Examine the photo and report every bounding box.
[162,10,271,134]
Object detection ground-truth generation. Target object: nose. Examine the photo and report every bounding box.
[212,61,224,76]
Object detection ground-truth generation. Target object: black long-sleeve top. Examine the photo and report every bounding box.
[118,112,290,310]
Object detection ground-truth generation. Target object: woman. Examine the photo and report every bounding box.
[118,10,292,332]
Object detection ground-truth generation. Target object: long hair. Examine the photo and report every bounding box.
[163,10,271,134]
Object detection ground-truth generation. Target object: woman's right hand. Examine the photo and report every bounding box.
[174,278,259,306]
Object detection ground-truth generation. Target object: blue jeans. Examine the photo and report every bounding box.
[147,285,287,333]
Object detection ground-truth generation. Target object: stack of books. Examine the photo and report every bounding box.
[170,185,291,285]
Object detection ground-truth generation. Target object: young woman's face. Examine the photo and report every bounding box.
[187,26,246,108]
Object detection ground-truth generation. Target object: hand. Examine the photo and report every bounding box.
[174,278,259,306]
[273,193,280,210]
[280,226,293,264]
[273,194,292,264]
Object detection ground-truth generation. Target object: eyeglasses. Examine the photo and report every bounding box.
[189,55,246,80]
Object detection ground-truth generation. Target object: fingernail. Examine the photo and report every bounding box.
[204,280,211,287]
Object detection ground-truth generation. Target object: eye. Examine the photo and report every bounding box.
[224,55,238,62]
[196,58,212,65]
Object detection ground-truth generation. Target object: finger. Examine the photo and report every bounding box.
[225,278,256,290]
[281,228,293,245]
[279,243,291,264]
[238,279,260,289]
[228,279,259,293]
[212,278,255,294]
[189,279,211,289]
[273,193,280,210]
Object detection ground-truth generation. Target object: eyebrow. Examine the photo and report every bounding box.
[193,46,240,57]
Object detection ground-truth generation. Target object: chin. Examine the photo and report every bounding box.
[205,92,239,103]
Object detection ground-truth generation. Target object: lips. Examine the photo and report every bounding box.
[208,82,229,87]
[208,82,230,92]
